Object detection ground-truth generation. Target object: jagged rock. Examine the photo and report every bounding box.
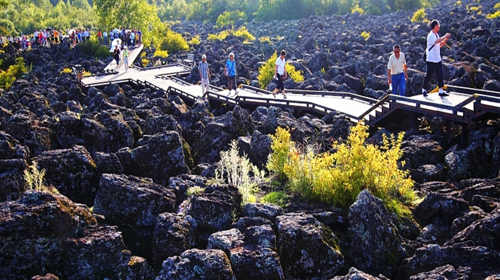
[445,141,496,181]
[0,131,29,202]
[167,174,207,206]
[93,174,176,227]
[401,243,500,279]
[81,109,134,153]
[130,131,190,184]
[5,110,55,156]
[409,264,472,280]
[365,73,388,91]
[152,213,197,269]
[417,222,450,245]
[447,208,500,250]
[248,130,272,168]
[194,105,254,164]
[31,273,60,280]
[276,212,344,280]
[414,192,469,225]
[34,145,99,205]
[93,151,124,174]
[348,190,402,277]
[0,190,96,278]
[232,216,276,234]
[156,249,234,280]
[184,185,241,246]
[331,267,389,280]
[144,114,181,135]
[63,225,154,279]
[208,226,284,280]
[451,209,487,236]
[401,135,445,170]
[242,203,284,223]
[259,106,314,144]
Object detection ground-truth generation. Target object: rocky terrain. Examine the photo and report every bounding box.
[1,0,500,279]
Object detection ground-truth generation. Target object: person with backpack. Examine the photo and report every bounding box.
[224,53,238,96]
[422,19,451,97]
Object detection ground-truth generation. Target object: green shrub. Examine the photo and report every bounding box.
[360,31,370,40]
[257,52,304,89]
[260,36,271,43]
[153,49,169,58]
[267,124,416,216]
[495,2,500,9]
[76,39,110,58]
[188,35,200,45]
[187,186,205,197]
[487,10,500,18]
[261,191,288,207]
[234,26,255,41]
[351,5,365,14]
[0,57,27,89]
[214,140,264,205]
[159,30,189,53]
[207,30,231,41]
[411,8,426,23]
[216,10,247,29]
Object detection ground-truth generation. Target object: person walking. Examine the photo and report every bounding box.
[224,53,237,96]
[53,29,59,44]
[103,30,108,46]
[122,46,129,73]
[387,45,408,96]
[199,54,210,97]
[273,50,288,99]
[97,29,102,45]
[114,45,121,71]
[422,19,451,97]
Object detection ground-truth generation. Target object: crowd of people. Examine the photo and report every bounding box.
[91,28,143,48]
[1,29,63,50]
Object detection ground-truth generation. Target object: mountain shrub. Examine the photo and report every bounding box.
[360,31,370,40]
[153,49,169,58]
[234,26,255,40]
[0,57,27,89]
[261,191,288,207]
[351,5,365,14]
[159,30,189,54]
[76,39,110,59]
[267,123,416,216]
[258,52,304,89]
[188,35,200,45]
[411,8,426,22]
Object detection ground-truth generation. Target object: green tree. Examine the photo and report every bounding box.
[216,10,247,29]
[0,0,8,9]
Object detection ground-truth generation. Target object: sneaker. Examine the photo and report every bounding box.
[439,92,449,97]
[422,89,428,97]
[283,94,287,99]
[273,92,276,98]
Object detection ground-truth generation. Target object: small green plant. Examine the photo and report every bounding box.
[360,31,370,40]
[76,39,110,58]
[153,49,169,58]
[470,5,481,11]
[23,161,46,192]
[261,191,288,207]
[495,2,500,9]
[487,10,500,18]
[188,35,200,45]
[142,59,150,67]
[320,68,328,75]
[187,186,205,197]
[257,52,304,89]
[234,26,255,41]
[351,5,365,14]
[159,30,189,54]
[411,8,426,23]
[215,140,263,205]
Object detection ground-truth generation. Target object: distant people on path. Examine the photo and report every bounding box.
[98,29,102,44]
[422,19,451,97]
[103,30,108,45]
[387,45,408,96]
[114,45,121,70]
[199,54,210,97]
[224,53,237,96]
[122,46,129,73]
[273,49,288,99]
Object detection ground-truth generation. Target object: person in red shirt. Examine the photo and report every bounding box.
[97,29,102,45]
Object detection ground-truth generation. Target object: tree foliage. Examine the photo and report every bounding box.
[216,10,247,29]
[0,0,96,35]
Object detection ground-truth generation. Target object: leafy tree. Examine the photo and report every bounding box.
[0,0,8,9]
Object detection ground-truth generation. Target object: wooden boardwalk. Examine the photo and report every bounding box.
[82,62,500,126]
[103,44,144,73]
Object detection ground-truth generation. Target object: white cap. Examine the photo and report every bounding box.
[202,54,206,59]
[229,53,234,58]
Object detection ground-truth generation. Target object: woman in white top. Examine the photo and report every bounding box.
[422,20,451,97]
[273,50,288,99]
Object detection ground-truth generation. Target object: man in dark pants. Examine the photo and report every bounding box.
[273,50,287,99]
[422,19,451,97]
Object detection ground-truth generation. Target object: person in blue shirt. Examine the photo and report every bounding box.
[224,53,238,96]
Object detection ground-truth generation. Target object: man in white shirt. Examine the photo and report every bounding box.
[273,50,287,99]
[422,20,451,97]
[387,45,408,96]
